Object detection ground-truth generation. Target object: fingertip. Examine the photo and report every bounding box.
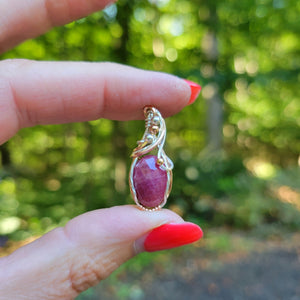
[63,205,185,244]
[135,222,203,253]
[183,79,202,105]
[102,66,193,120]
[147,73,192,118]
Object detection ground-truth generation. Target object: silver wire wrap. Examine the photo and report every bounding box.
[129,106,173,211]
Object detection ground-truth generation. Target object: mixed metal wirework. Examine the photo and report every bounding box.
[129,106,173,211]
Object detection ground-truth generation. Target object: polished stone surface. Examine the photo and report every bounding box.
[133,155,167,208]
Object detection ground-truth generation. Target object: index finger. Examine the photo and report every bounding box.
[0,0,114,53]
[0,59,194,145]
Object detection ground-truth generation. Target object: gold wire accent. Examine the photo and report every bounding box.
[129,106,173,211]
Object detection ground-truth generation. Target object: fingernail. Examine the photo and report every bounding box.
[184,79,202,105]
[144,223,203,252]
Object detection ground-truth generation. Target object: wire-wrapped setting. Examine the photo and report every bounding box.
[129,107,173,211]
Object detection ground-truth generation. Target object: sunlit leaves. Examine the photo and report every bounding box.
[0,0,299,238]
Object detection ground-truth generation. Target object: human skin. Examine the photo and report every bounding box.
[0,1,202,299]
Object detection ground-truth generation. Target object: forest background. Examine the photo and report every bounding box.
[0,0,299,266]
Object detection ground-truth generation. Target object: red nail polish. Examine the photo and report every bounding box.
[144,223,203,252]
[184,79,202,105]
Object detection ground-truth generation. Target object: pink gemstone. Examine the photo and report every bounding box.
[133,155,168,208]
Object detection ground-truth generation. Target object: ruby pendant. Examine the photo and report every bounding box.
[129,107,173,211]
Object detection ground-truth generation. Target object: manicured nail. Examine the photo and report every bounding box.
[144,223,203,252]
[184,79,202,105]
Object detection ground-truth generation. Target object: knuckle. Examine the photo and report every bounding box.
[0,71,20,144]
[68,254,104,294]
[0,59,37,129]
[62,227,118,295]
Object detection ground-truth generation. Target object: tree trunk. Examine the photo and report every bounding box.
[110,0,133,195]
[202,4,224,152]
[207,89,223,151]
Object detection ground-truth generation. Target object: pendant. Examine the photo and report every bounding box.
[129,106,173,211]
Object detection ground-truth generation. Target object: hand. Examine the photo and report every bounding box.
[0,1,203,299]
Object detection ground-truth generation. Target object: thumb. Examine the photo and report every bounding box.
[0,205,203,300]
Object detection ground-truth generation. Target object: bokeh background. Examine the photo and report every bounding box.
[0,0,300,299]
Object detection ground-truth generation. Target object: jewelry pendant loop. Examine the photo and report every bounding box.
[129,106,173,211]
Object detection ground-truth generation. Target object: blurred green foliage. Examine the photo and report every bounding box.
[0,0,300,240]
